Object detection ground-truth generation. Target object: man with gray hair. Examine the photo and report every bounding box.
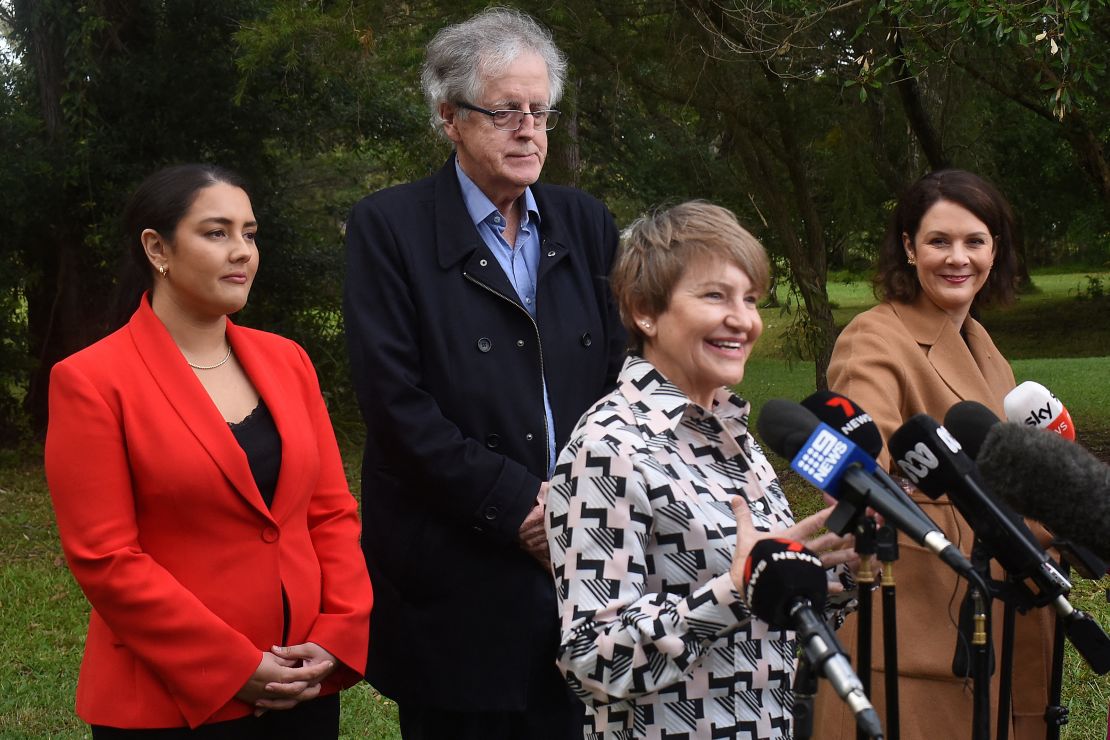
[343,8,625,738]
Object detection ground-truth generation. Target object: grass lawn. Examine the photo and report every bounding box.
[1,270,1107,738]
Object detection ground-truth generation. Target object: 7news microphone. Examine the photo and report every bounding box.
[756,399,979,582]
[743,538,884,739]
[888,405,1110,675]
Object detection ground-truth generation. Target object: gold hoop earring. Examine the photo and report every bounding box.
[157,264,168,278]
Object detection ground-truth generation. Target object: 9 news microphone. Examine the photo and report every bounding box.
[888,411,1071,608]
[1004,380,1076,440]
[802,390,935,532]
[743,538,884,739]
[757,400,976,579]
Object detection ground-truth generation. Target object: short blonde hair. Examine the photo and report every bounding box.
[611,201,770,352]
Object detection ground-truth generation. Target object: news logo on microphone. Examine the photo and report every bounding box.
[790,422,877,497]
[1004,380,1076,440]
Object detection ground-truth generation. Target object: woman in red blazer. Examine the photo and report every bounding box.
[44,164,372,737]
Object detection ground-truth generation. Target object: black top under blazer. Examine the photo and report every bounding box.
[344,155,626,710]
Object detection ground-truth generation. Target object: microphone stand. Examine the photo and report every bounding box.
[792,650,819,740]
[854,515,878,740]
[971,586,992,740]
[877,525,900,740]
[958,542,993,740]
[996,597,1016,740]
[1044,557,1071,740]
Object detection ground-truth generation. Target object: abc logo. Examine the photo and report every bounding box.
[896,443,939,484]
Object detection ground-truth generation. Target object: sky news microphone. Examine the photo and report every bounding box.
[1004,380,1076,440]
[888,412,1071,609]
[756,400,977,581]
[743,538,884,739]
[801,390,935,532]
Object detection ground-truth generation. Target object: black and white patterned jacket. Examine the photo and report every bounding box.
[547,356,851,739]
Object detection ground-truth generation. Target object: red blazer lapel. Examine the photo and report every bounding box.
[227,320,314,521]
[128,298,272,519]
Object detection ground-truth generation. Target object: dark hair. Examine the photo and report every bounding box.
[875,169,1018,307]
[111,164,249,329]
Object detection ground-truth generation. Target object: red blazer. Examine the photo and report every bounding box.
[44,297,372,729]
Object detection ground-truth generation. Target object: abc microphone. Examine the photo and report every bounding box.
[1004,381,1076,440]
[756,400,977,580]
[888,412,1071,608]
[743,538,884,739]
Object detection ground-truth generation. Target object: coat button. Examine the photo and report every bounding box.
[484,506,499,521]
[261,527,279,543]
[525,433,534,441]
[516,339,525,348]
[486,434,500,448]
[477,337,492,352]
[580,332,592,347]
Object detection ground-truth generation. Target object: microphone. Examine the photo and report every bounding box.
[801,390,935,532]
[1004,380,1076,440]
[975,421,1110,563]
[757,399,977,580]
[891,410,1110,674]
[947,397,1108,579]
[888,411,1071,608]
[744,538,884,739]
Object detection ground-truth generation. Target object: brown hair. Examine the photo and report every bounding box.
[875,169,1018,306]
[611,201,770,353]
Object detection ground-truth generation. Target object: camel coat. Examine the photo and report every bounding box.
[813,293,1054,740]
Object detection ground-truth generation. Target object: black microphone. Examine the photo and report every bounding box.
[975,421,1110,563]
[801,390,935,532]
[743,538,884,739]
[890,410,1110,674]
[756,399,977,580]
[888,411,1071,608]
[947,399,1108,579]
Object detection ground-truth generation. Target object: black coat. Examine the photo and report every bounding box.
[344,156,625,710]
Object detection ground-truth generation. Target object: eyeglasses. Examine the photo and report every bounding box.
[455,101,561,131]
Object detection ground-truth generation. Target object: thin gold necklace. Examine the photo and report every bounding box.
[186,344,232,370]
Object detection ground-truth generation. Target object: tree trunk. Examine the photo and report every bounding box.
[15,0,98,437]
[886,17,949,170]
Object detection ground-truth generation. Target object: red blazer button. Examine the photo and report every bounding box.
[262,527,280,543]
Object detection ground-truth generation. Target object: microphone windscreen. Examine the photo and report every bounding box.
[756,400,821,460]
[743,538,827,630]
[802,390,884,458]
[944,400,1001,461]
[978,423,1110,561]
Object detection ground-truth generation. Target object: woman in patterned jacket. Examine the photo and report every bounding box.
[545,201,857,739]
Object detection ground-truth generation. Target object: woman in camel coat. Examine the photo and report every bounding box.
[813,170,1053,740]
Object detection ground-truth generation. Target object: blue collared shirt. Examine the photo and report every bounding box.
[455,159,557,479]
